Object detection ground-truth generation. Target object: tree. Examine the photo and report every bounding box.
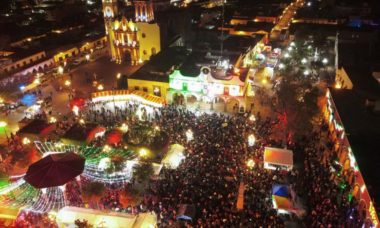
[105,155,125,174]
[82,182,105,198]
[133,161,154,183]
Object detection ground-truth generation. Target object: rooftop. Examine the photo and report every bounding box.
[129,47,190,82]
[330,89,380,204]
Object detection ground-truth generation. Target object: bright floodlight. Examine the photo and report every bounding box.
[186,129,194,142]
[322,58,328,64]
[301,58,307,64]
[248,134,256,147]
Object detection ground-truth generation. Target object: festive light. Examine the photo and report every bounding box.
[72,105,79,116]
[49,116,57,123]
[116,73,121,79]
[79,118,85,124]
[64,80,71,87]
[139,148,148,157]
[85,54,90,61]
[22,137,31,145]
[248,134,256,147]
[301,58,307,64]
[249,114,256,122]
[246,159,255,169]
[58,66,64,74]
[103,145,111,152]
[120,123,129,133]
[97,84,104,91]
[335,82,342,89]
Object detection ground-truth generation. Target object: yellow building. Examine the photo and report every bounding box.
[102,0,161,64]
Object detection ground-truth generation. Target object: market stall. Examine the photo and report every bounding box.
[264,147,293,171]
[17,119,55,142]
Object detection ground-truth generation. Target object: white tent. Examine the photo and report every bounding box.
[264,147,293,171]
[162,144,185,169]
[56,206,157,228]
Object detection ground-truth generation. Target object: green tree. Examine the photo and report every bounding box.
[133,161,154,183]
[82,182,105,198]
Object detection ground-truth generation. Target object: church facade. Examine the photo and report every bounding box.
[102,0,162,64]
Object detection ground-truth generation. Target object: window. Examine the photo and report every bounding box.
[134,86,140,90]
[143,87,148,92]
[142,33,146,38]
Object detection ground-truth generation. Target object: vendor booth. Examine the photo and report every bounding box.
[56,206,156,228]
[264,147,293,171]
[17,119,55,141]
[61,123,106,145]
[272,184,293,214]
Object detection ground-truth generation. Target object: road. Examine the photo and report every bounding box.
[0,56,140,144]
[271,0,304,40]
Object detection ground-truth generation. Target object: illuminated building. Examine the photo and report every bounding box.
[102,0,162,64]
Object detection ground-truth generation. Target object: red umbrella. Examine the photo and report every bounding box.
[106,130,122,144]
[24,152,85,188]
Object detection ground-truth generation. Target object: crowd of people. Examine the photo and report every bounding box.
[2,99,367,227]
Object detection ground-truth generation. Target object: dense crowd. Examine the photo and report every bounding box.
[3,101,367,227]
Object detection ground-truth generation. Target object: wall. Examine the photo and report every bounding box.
[136,22,161,62]
[127,78,169,99]
[335,67,353,89]
[0,51,46,74]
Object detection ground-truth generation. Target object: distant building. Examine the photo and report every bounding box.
[102,0,166,64]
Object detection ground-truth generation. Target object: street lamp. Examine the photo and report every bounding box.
[322,58,328,64]
[116,73,121,79]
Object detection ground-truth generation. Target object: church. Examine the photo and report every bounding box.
[102,0,167,65]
